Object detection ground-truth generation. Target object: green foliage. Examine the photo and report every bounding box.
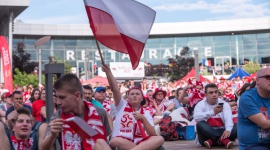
[13,42,38,74]
[167,47,194,81]
[242,61,261,74]
[13,68,44,88]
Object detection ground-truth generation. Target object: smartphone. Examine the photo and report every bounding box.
[218,103,224,107]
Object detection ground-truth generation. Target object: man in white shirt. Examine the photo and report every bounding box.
[194,83,237,149]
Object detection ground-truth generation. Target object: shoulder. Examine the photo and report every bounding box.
[94,106,107,117]
[50,109,61,121]
[6,106,14,112]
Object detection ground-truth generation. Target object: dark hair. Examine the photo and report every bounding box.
[239,83,251,96]
[171,90,176,94]
[176,88,184,97]
[29,88,40,103]
[83,85,93,92]
[250,81,256,89]
[205,83,218,93]
[16,107,31,118]
[146,89,153,93]
[12,91,22,98]
[54,73,83,97]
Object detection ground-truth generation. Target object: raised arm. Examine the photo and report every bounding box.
[102,64,121,106]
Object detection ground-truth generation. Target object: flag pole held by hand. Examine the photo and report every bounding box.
[94,39,114,91]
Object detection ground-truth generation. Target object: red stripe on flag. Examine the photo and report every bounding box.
[0,36,13,92]
[85,6,147,70]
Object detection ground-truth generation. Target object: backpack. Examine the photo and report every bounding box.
[30,121,43,150]
[159,116,178,141]
[1,120,42,150]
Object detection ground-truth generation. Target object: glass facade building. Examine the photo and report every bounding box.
[12,18,270,76]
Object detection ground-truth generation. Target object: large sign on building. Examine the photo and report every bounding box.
[98,62,145,78]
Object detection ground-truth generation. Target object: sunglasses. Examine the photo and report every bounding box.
[258,75,270,80]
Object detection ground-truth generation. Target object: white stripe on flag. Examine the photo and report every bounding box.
[84,0,156,44]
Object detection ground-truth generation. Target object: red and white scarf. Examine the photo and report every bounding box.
[61,101,107,150]
[11,135,33,150]
[102,99,111,114]
[155,99,167,112]
[118,103,150,144]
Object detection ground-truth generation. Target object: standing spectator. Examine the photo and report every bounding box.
[149,78,158,90]
[238,68,270,150]
[0,83,8,96]
[83,85,103,108]
[24,88,40,107]
[31,89,45,122]
[194,83,237,149]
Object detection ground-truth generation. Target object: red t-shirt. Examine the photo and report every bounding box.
[32,99,45,122]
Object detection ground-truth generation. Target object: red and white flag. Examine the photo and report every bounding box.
[84,0,156,70]
[0,36,13,92]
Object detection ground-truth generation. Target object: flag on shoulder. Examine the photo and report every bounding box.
[84,0,156,69]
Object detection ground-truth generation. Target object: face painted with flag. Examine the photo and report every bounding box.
[84,0,156,70]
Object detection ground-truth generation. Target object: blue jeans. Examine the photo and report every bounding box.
[244,143,270,150]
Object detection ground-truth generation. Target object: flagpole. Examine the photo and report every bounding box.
[94,39,114,91]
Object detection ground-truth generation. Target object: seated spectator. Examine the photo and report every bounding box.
[42,73,111,150]
[194,83,237,149]
[24,88,40,107]
[0,92,13,122]
[5,91,32,130]
[102,64,164,150]
[31,89,46,122]
[1,107,48,149]
[238,68,270,150]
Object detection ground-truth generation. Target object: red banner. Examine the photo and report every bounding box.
[0,36,13,92]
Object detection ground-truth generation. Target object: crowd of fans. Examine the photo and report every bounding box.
[0,66,268,150]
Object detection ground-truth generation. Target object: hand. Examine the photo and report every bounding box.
[214,105,223,115]
[49,118,64,137]
[101,64,110,73]
[133,112,145,121]
[220,130,231,140]
[7,111,18,122]
[14,102,22,110]
[149,100,157,107]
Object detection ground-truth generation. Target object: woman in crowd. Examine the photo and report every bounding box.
[24,88,40,107]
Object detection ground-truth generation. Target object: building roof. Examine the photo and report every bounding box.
[0,0,29,20]
[13,17,270,37]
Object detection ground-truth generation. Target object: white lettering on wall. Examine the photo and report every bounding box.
[177,48,182,56]
[81,50,85,60]
[149,49,158,59]
[163,49,172,58]
[204,47,212,57]
[95,50,102,60]
[108,50,116,60]
[66,50,75,60]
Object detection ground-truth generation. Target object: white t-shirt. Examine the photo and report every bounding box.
[112,98,154,138]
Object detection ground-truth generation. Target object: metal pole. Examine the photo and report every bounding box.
[194,49,200,81]
[8,12,13,70]
[38,48,42,84]
[236,35,239,67]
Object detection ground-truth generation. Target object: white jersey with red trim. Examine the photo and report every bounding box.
[193,98,234,131]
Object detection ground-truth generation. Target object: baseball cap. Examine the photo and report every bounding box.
[95,86,106,93]
[5,92,12,98]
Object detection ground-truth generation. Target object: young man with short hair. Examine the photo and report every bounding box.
[42,73,111,150]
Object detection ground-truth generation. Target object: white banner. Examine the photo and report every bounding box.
[109,62,145,78]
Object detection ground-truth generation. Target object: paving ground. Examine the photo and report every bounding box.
[163,140,239,150]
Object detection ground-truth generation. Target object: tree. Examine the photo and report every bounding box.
[13,42,38,74]
[242,61,261,74]
[167,46,194,81]
[13,68,43,88]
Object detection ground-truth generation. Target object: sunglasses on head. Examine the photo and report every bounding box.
[258,75,270,80]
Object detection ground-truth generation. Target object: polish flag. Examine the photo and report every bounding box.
[84,0,156,70]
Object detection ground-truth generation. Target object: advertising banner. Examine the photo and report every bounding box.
[109,62,144,78]
[0,36,13,92]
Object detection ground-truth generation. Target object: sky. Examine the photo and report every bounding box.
[16,0,270,24]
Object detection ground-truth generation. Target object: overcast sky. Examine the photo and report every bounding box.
[16,0,270,24]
